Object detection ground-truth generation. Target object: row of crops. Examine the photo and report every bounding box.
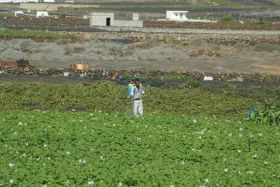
[0,111,279,186]
[0,80,279,185]
[0,80,273,118]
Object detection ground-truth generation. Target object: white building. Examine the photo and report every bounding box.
[36,11,49,18]
[165,10,217,23]
[166,11,188,21]
[15,10,24,16]
[90,12,143,28]
[90,12,114,27]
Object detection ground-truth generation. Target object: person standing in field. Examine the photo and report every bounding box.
[129,78,144,117]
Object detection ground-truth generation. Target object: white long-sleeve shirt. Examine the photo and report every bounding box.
[130,83,144,100]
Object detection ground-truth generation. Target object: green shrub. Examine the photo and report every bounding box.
[17,59,31,67]
[254,100,280,125]
[256,19,272,25]
[219,16,238,23]
[245,19,272,25]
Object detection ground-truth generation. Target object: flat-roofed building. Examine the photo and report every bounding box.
[90,12,143,28]
[166,11,188,21]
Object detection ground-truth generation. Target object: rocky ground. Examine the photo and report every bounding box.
[0,31,279,75]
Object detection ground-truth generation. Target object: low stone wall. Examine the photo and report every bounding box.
[0,67,279,83]
[93,26,280,35]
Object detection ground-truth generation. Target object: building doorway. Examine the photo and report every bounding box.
[106,18,111,26]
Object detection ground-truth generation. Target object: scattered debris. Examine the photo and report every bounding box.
[0,65,278,83]
[191,50,221,57]
[0,60,18,68]
[110,71,119,80]
[70,64,89,72]
[70,64,89,77]
[64,72,70,77]
[203,76,214,81]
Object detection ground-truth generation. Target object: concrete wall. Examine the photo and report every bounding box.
[112,20,143,27]
[90,13,114,26]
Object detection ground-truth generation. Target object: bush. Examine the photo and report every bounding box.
[219,16,238,23]
[255,19,272,25]
[17,59,31,68]
[254,100,280,126]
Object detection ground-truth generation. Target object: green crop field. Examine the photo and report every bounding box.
[0,111,279,186]
[0,80,279,186]
[1,80,279,118]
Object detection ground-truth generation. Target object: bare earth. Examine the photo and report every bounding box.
[0,32,279,75]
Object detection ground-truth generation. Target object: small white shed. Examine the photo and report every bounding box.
[90,12,114,27]
[166,11,188,21]
[90,12,143,28]
[36,11,49,18]
[15,11,24,16]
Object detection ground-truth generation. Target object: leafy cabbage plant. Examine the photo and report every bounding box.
[254,100,280,126]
